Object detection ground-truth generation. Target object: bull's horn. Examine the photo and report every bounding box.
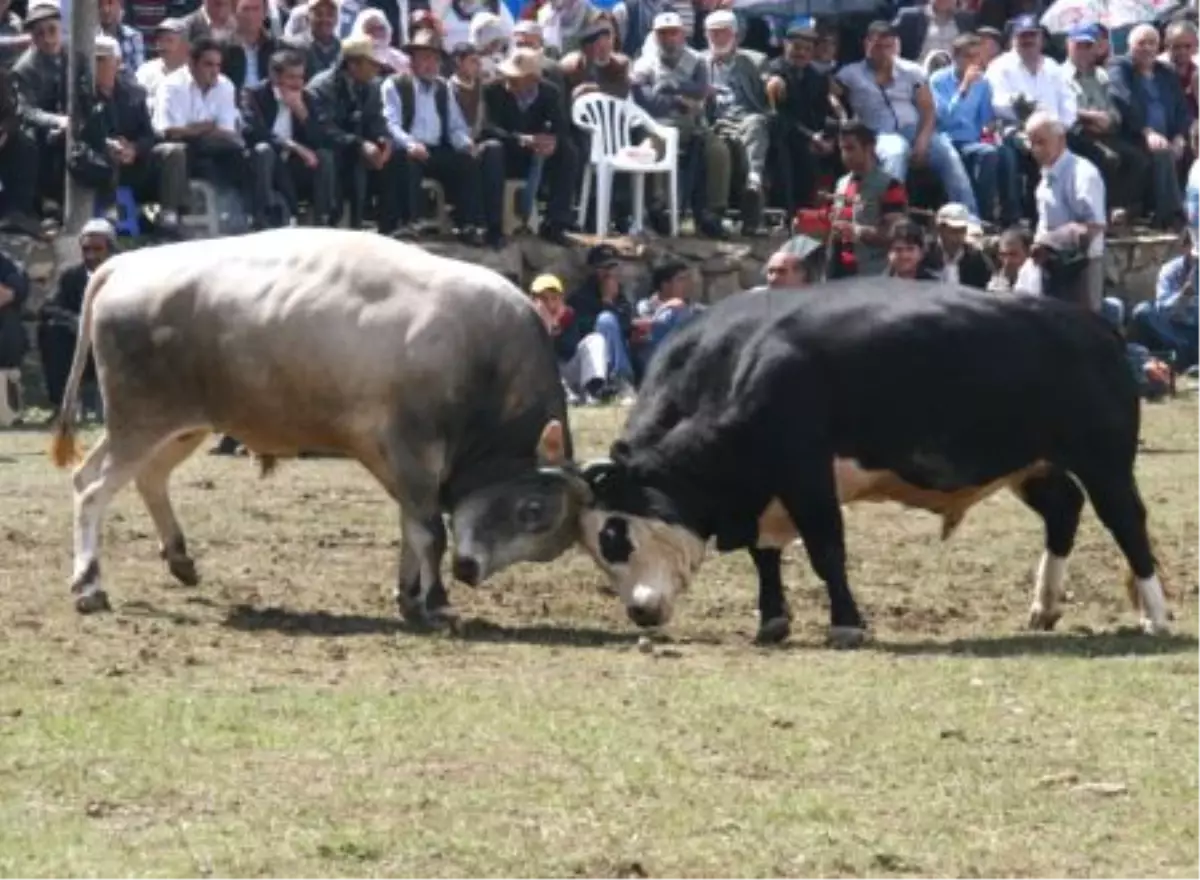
[580,458,617,482]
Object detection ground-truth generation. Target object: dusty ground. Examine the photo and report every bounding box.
[0,400,1196,877]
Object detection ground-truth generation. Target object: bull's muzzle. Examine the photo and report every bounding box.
[452,555,482,587]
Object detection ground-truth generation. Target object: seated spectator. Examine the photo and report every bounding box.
[1187,121,1199,246]
[828,120,908,278]
[886,219,939,280]
[70,36,187,234]
[307,35,399,231]
[439,0,513,58]
[632,12,728,239]
[632,258,700,375]
[560,16,630,100]
[294,0,343,79]
[761,234,824,288]
[184,0,236,43]
[0,221,28,382]
[1062,23,1147,219]
[833,21,978,216]
[926,202,991,287]
[1130,245,1197,369]
[986,224,1042,294]
[513,18,569,106]
[931,33,1020,224]
[610,0,695,61]
[223,0,278,92]
[449,42,483,135]
[242,48,336,226]
[37,220,112,417]
[765,24,839,216]
[0,0,31,69]
[153,36,247,197]
[701,9,770,234]
[566,243,637,402]
[1109,23,1191,229]
[530,272,598,403]
[349,8,408,75]
[383,29,504,245]
[0,64,40,236]
[976,25,1003,67]
[470,11,509,82]
[812,22,838,74]
[281,0,362,45]
[13,2,68,212]
[1160,19,1197,126]
[97,0,145,76]
[892,0,976,64]
[1027,110,1106,310]
[1093,22,1111,66]
[537,0,602,57]
[481,46,576,245]
[136,18,189,117]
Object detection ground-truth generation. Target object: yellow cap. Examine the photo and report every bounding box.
[530,273,563,295]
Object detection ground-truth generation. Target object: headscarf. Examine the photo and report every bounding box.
[349,7,409,73]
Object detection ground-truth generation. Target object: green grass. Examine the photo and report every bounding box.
[0,399,1196,877]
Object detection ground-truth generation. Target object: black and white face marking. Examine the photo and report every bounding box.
[598,516,634,565]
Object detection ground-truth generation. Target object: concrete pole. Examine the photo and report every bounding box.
[54,0,97,266]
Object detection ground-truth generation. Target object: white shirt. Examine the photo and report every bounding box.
[272,87,293,141]
[986,51,1076,127]
[135,58,182,115]
[1035,148,1107,259]
[152,65,242,138]
[987,259,1043,295]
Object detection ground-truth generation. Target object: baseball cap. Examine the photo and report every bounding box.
[1067,22,1099,42]
[530,274,564,296]
[586,244,620,268]
[1012,14,1041,34]
[936,203,971,228]
[705,9,736,30]
[652,11,683,30]
[154,16,187,33]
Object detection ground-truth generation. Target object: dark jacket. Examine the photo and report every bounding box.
[12,46,67,135]
[40,262,87,324]
[765,57,834,139]
[0,248,30,368]
[241,79,326,149]
[305,65,388,150]
[70,78,157,171]
[480,79,569,151]
[1107,56,1192,142]
[892,7,978,62]
[0,66,20,141]
[566,275,634,339]
[926,242,993,291]
[222,35,278,92]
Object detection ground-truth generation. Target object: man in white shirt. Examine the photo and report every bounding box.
[986,16,1076,128]
[135,17,188,118]
[153,35,247,197]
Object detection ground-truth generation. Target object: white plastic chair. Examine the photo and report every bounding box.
[572,93,679,238]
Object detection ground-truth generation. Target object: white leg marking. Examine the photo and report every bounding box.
[1136,574,1170,634]
[406,519,438,605]
[1028,552,1067,630]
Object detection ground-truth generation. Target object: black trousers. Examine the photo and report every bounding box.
[771,121,842,216]
[249,142,337,227]
[1068,130,1148,215]
[37,320,93,408]
[32,126,65,207]
[336,143,401,234]
[398,143,489,229]
[0,128,37,215]
[501,136,577,229]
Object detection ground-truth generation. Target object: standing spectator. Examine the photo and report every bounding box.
[294,0,342,79]
[97,0,145,76]
[481,46,575,245]
[306,36,399,231]
[701,9,770,234]
[1108,24,1190,230]
[631,258,700,375]
[184,0,235,42]
[1130,245,1198,369]
[383,29,504,245]
[222,0,278,92]
[0,0,31,69]
[926,202,991,288]
[765,24,838,215]
[986,225,1042,294]
[1062,23,1147,219]
[1160,19,1197,125]
[827,120,909,279]
[241,48,337,226]
[0,65,40,235]
[892,0,976,64]
[566,243,637,403]
[136,18,188,115]
[1026,110,1107,310]
[833,21,979,217]
[931,33,1019,224]
[885,219,939,279]
[0,220,28,384]
[13,1,68,213]
[36,220,113,417]
[70,36,188,233]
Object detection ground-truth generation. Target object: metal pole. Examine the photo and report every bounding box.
[55,0,97,265]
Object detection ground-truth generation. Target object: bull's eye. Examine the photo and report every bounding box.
[598,516,633,564]
[515,497,546,530]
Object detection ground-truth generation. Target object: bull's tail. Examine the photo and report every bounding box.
[49,261,114,469]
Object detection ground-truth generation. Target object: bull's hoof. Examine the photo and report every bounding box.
[398,597,459,632]
[1027,605,1062,631]
[1140,616,1171,636]
[167,556,200,587]
[754,615,792,645]
[74,589,111,614]
[826,625,867,649]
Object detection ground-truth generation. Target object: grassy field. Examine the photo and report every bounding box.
[0,399,1196,878]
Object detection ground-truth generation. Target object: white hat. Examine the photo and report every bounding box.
[936,202,971,228]
[94,33,121,59]
[469,11,506,48]
[705,9,736,30]
[652,11,683,30]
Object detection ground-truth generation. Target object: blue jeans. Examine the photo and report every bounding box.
[594,311,635,383]
[1131,302,1199,368]
[520,155,544,222]
[876,126,978,216]
[956,139,1021,224]
[1101,296,1125,330]
[634,305,693,376]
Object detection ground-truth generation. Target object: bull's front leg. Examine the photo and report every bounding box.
[396,511,454,628]
[749,547,792,645]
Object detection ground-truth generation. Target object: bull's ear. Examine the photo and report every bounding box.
[537,419,567,464]
[580,458,620,501]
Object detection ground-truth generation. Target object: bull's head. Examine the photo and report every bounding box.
[448,420,591,585]
[574,452,707,628]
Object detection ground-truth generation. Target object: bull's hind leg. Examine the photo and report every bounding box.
[1013,469,1085,631]
[1073,469,1170,634]
[749,547,792,645]
[135,430,208,586]
[70,430,158,613]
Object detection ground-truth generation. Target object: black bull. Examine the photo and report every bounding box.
[578,278,1172,645]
